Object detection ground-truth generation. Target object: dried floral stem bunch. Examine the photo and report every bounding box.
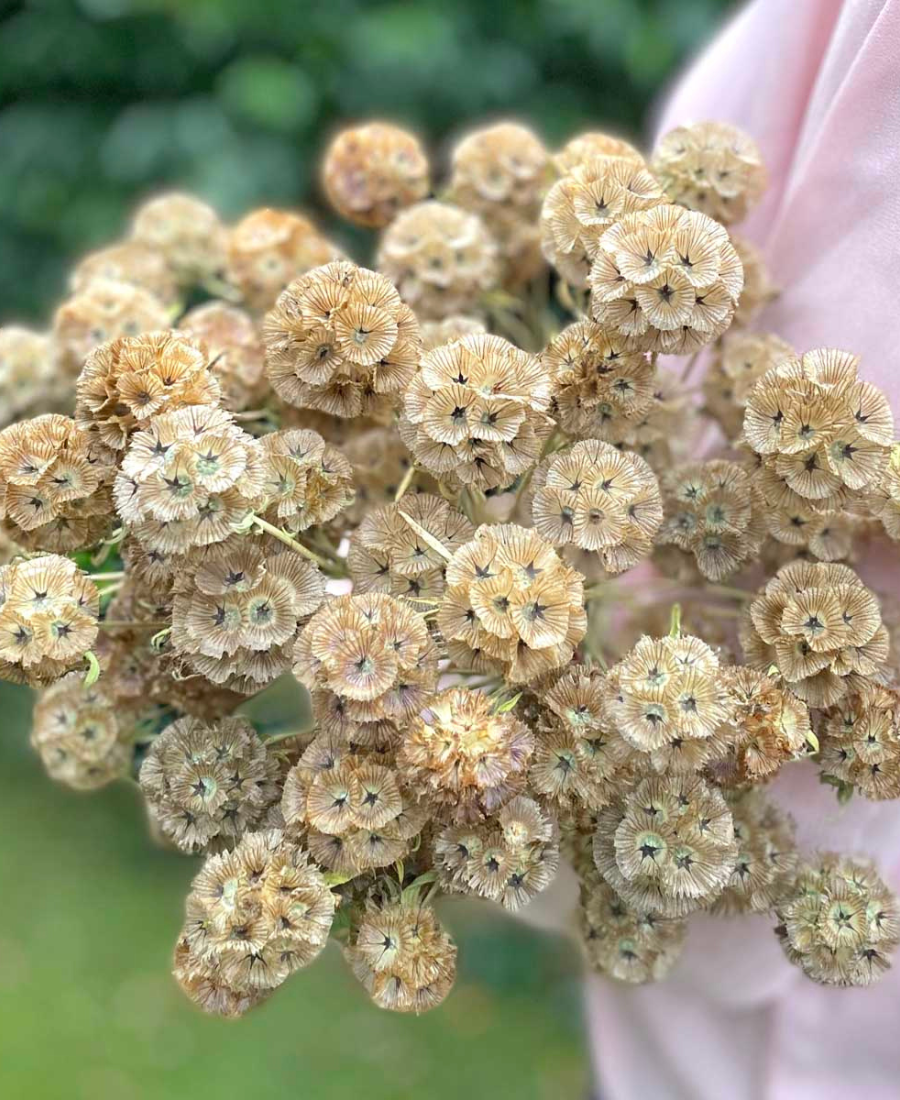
[2,113,898,1022]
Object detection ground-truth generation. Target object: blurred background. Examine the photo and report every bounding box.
[0,0,736,1096]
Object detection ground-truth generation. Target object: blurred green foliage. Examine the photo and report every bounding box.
[0,0,733,323]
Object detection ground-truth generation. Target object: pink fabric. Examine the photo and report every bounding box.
[581,3,900,1097]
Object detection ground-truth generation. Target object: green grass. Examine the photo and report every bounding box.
[0,683,589,1100]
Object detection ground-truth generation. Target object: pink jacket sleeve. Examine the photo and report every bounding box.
[585,3,900,1097]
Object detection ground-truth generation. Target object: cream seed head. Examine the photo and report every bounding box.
[0,414,116,553]
[543,320,656,443]
[593,774,738,917]
[176,829,336,1003]
[264,260,421,420]
[140,716,280,853]
[652,122,767,226]
[541,155,665,287]
[322,122,430,229]
[742,350,893,510]
[131,191,227,286]
[530,439,662,574]
[579,873,686,983]
[657,460,766,581]
[437,523,586,683]
[0,555,99,686]
[741,560,888,707]
[589,203,743,354]
[225,208,345,313]
[401,332,553,492]
[774,852,900,987]
[76,330,222,451]
[376,200,499,320]
[345,894,456,1013]
[31,674,132,790]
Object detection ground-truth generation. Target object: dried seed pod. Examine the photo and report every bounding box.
[543,320,656,442]
[743,350,893,509]
[71,240,180,307]
[31,674,132,790]
[401,333,553,492]
[114,406,263,554]
[448,122,551,285]
[589,204,743,354]
[281,729,429,875]
[604,635,733,775]
[593,774,738,917]
[264,260,421,420]
[702,332,794,440]
[225,208,344,313]
[322,122,430,228]
[579,873,686,983]
[173,937,270,1019]
[652,122,767,226]
[76,330,222,451]
[741,560,888,707]
[0,555,99,686]
[709,667,810,787]
[819,681,900,801]
[553,132,645,176]
[657,460,766,581]
[437,523,586,683]
[398,689,533,823]
[531,439,662,574]
[0,414,116,553]
[131,192,227,285]
[774,852,899,987]
[140,716,280,853]
[0,327,59,429]
[348,494,472,599]
[376,201,498,320]
[256,429,354,534]
[52,277,169,383]
[176,829,336,1002]
[712,790,797,915]
[293,592,437,726]
[433,795,559,910]
[753,463,864,562]
[530,667,637,811]
[179,302,268,413]
[541,155,665,286]
[344,894,456,1013]
[171,541,326,694]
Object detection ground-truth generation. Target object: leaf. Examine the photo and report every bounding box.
[493,692,522,714]
[82,650,101,687]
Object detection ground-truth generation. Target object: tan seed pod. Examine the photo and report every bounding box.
[652,122,767,226]
[264,260,421,420]
[131,191,227,285]
[225,208,345,313]
[774,852,900,987]
[31,674,132,790]
[376,200,498,321]
[589,204,743,355]
[322,122,430,228]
